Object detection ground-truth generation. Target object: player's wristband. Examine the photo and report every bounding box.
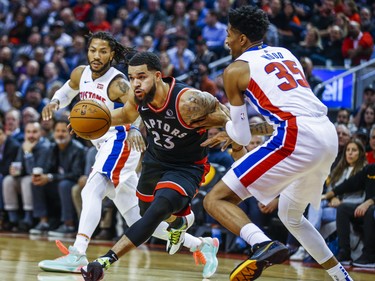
[129,125,140,132]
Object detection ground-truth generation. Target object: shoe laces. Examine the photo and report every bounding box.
[168,223,186,245]
[193,250,206,265]
[55,240,69,255]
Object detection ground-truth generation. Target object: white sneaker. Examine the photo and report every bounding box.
[167,212,195,255]
[38,241,88,273]
[289,246,306,261]
[191,237,220,278]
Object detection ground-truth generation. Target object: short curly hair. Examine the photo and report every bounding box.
[228,6,270,43]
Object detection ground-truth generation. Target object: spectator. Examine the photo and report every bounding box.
[323,163,375,267]
[0,123,20,230]
[123,0,144,27]
[342,20,374,66]
[43,62,65,97]
[59,7,87,37]
[353,86,375,129]
[357,104,375,134]
[159,51,175,77]
[4,109,24,143]
[342,0,361,23]
[49,20,73,48]
[322,25,345,67]
[65,35,87,71]
[332,124,352,170]
[50,46,71,81]
[138,0,167,35]
[22,86,46,114]
[87,6,111,34]
[18,60,40,97]
[334,108,357,135]
[166,35,195,77]
[201,10,227,57]
[185,9,202,43]
[366,125,375,163]
[30,119,85,236]
[21,107,41,129]
[7,5,32,46]
[72,0,92,22]
[2,121,50,232]
[310,0,336,38]
[15,32,42,61]
[294,26,325,65]
[167,0,187,29]
[193,39,217,66]
[188,61,217,96]
[192,0,209,28]
[0,79,22,114]
[360,6,375,40]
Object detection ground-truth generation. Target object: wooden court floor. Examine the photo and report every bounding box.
[0,234,374,281]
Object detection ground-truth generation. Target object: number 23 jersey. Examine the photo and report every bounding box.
[237,45,327,125]
[138,77,208,164]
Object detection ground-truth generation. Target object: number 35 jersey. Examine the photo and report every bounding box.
[236,45,327,125]
[138,77,208,164]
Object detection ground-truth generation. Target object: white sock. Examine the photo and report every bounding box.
[183,233,203,250]
[74,234,90,254]
[327,264,353,281]
[240,223,270,246]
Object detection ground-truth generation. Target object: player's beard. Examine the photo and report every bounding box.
[134,82,157,107]
[89,58,111,75]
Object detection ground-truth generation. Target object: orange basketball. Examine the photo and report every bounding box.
[70,100,111,140]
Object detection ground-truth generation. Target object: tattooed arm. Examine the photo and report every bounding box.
[108,76,131,104]
[178,90,219,126]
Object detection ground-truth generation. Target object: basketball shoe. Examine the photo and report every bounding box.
[38,241,88,273]
[229,240,289,281]
[167,212,195,255]
[191,237,220,278]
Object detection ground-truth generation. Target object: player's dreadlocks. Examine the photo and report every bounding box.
[86,31,135,65]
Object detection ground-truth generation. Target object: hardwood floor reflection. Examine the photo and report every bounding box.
[0,234,374,280]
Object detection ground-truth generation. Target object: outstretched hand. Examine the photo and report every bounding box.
[81,262,105,281]
[42,102,59,121]
[200,131,234,151]
[190,101,230,129]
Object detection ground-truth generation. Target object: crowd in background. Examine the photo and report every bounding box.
[1,0,375,268]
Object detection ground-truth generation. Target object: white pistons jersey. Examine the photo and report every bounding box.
[222,45,338,209]
[79,65,140,187]
[236,45,327,125]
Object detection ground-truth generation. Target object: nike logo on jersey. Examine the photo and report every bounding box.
[141,106,149,111]
[83,80,91,83]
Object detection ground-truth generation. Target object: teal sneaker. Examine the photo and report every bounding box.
[191,237,220,278]
[38,241,88,273]
[167,213,194,255]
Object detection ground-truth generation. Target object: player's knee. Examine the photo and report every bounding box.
[203,193,215,214]
[278,206,303,228]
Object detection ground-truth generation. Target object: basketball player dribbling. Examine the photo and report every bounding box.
[40,32,219,279]
[191,6,354,281]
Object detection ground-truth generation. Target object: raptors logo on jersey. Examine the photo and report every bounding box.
[138,77,208,164]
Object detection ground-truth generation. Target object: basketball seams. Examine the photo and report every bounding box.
[70,100,111,140]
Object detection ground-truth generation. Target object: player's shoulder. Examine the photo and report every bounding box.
[71,65,87,82]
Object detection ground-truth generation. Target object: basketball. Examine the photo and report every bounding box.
[69,100,111,140]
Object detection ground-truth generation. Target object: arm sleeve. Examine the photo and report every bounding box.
[225,104,252,146]
[52,80,79,108]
